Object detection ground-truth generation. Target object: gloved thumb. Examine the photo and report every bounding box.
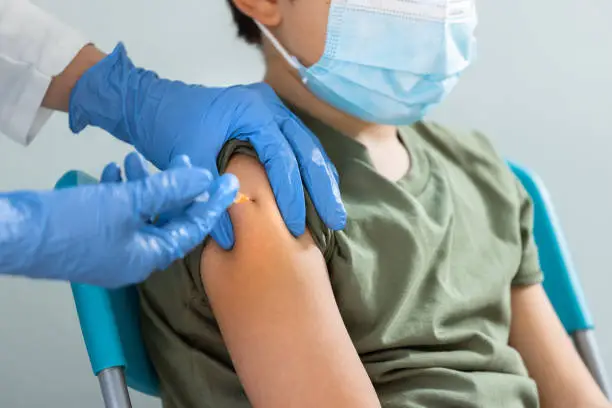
[150,173,239,267]
[131,167,215,220]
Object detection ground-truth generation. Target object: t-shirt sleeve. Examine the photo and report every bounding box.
[215,139,335,261]
[512,177,544,286]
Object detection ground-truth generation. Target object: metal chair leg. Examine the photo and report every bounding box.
[98,367,132,408]
[572,330,611,399]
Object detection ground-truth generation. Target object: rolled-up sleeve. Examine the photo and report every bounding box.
[0,0,87,145]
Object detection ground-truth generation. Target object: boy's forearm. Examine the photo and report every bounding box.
[509,284,609,407]
[42,44,106,112]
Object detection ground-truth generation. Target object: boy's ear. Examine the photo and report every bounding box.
[231,0,282,27]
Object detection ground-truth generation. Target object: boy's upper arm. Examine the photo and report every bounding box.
[200,154,379,408]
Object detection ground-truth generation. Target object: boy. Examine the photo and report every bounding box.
[138,0,610,407]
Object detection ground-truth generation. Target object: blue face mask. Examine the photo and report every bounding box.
[255,0,477,125]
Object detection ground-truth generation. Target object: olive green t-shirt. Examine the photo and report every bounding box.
[138,108,543,408]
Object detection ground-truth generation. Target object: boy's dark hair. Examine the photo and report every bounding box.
[226,0,262,44]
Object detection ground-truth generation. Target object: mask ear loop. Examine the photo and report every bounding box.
[253,20,308,84]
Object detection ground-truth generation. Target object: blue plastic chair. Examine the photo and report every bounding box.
[56,162,609,407]
[55,171,159,408]
[509,163,610,397]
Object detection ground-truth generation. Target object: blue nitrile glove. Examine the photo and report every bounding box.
[0,152,238,288]
[68,43,346,249]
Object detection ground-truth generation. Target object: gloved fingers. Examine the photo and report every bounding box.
[100,162,122,183]
[134,166,215,220]
[168,154,192,169]
[209,208,235,250]
[250,85,345,231]
[154,155,197,225]
[238,122,306,237]
[286,109,341,184]
[265,92,342,186]
[144,174,239,268]
[124,151,150,181]
[279,117,347,231]
[205,163,237,250]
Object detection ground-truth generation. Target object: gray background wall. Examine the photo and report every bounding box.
[0,0,610,406]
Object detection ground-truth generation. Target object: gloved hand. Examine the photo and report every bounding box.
[68,43,346,249]
[0,152,238,288]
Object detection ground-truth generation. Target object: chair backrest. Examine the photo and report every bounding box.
[55,171,160,397]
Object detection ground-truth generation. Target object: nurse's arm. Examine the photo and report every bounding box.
[509,284,610,408]
[199,154,380,408]
[42,44,105,112]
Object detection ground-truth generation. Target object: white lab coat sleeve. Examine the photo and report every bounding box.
[0,0,88,145]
